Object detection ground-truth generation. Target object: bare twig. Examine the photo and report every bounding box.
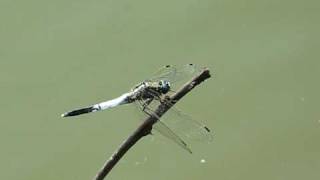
[94,68,211,180]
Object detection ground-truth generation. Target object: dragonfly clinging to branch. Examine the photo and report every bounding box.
[61,64,213,153]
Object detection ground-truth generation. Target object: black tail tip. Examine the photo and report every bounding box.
[61,106,96,117]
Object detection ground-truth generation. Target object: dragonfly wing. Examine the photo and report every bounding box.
[148,65,177,82]
[153,121,192,153]
[160,105,214,143]
[135,99,192,153]
[147,64,203,91]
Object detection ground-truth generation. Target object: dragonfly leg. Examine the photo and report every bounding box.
[146,89,164,103]
[141,98,153,111]
[137,99,155,118]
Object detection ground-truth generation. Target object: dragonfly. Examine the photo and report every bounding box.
[61,64,213,153]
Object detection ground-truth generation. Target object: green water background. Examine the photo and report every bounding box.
[1,0,319,179]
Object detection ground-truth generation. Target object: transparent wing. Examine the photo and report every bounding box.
[153,121,192,153]
[134,96,213,153]
[160,105,213,143]
[134,99,192,153]
[145,96,213,143]
[146,64,203,91]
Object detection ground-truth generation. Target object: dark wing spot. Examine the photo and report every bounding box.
[204,126,211,132]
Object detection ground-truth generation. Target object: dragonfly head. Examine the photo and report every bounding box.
[159,80,171,94]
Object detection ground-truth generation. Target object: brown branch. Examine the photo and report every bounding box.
[94,68,211,180]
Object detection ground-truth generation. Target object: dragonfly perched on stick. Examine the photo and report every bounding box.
[61,64,213,153]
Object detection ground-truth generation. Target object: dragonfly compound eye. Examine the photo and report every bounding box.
[160,80,170,94]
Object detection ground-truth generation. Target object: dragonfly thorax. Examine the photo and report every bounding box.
[128,80,171,101]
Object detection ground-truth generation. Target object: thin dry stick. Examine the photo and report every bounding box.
[94,68,211,180]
